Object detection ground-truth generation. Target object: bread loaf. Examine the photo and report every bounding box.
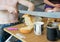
[19,25,33,34]
[22,14,35,25]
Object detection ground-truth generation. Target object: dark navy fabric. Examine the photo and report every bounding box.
[45,4,54,9]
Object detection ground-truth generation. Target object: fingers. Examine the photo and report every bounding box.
[55,4,60,8]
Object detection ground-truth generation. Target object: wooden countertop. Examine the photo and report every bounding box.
[4,23,60,42]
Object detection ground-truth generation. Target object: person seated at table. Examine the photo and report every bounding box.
[0,0,34,42]
[43,0,60,27]
[44,0,60,12]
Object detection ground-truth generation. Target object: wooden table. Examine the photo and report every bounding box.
[4,24,60,42]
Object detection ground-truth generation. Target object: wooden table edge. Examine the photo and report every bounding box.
[4,26,26,42]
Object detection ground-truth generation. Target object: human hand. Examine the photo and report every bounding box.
[55,4,60,8]
[7,6,17,14]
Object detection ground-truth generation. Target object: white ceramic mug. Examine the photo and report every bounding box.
[34,22,44,35]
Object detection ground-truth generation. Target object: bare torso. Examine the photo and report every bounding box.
[0,0,18,24]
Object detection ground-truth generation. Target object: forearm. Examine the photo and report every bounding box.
[18,0,34,11]
[44,0,55,7]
